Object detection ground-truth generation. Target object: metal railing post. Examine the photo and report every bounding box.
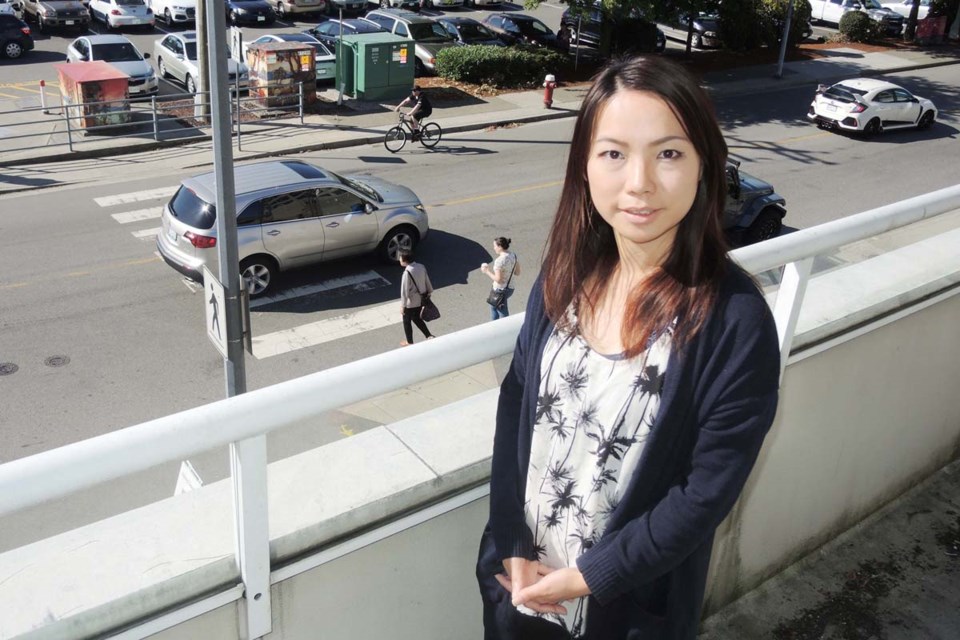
[151,96,159,141]
[230,435,271,640]
[298,81,304,125]
[64,103,74,153]
[773,257,814,382]
[236,82,243,152]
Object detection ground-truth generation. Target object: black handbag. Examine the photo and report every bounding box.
[486,256,516,308]
[408,268,440,322]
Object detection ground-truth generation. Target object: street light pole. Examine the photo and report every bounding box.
[776,0,796,79]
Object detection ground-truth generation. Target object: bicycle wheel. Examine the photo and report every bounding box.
[420,122,441,149]
[384,126,406,153]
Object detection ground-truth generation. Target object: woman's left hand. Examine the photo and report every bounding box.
[510,567,591,611]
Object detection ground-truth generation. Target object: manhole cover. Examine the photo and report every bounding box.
[44,355,71,368]
[0,362,18,376]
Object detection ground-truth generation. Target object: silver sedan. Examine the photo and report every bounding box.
[154,30,247,94]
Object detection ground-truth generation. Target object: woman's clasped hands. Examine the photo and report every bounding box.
[496,557,591,615]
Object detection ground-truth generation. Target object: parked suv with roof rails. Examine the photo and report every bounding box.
[156,160,430,298]
[364,8,455,75]
[723,159,787,245]
[559,3,665,53]
[0,12,32,58]
[22,0,89,32]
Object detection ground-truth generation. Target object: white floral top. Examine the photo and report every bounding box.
[520,313,673,637]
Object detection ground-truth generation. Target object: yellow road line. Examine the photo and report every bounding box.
[15,86,42,94]
[2,256,160,290]
[0,91,21,99]
[434,180,563,207]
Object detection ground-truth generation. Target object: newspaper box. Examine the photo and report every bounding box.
[246,42,317,108]
[54,61,131,131]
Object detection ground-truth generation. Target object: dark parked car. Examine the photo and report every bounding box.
[0,12,32,58]
[672,12,721,49]
[304,17,384,51]
[436,16,504,46]
[225,0,275,25]
[559,5,665,53]
[481,13,559,49]
[723,159,786,245]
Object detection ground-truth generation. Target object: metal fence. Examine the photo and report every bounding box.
[0,184,958,638]
[0,80,310,156]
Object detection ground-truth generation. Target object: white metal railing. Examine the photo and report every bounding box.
[1,184,959,638]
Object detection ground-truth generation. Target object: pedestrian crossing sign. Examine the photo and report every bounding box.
[203,266,228,358]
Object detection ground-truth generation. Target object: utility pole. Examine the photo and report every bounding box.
[196,0,210,121]
[776,0,796,79]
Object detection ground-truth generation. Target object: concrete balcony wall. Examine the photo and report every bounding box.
[1,220,959,640]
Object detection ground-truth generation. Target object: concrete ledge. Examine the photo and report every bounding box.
[0,390,498,639]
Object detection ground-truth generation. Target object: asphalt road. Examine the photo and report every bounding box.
[0,63,957,550]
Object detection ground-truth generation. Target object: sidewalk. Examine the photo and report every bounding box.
[1,44,958,180]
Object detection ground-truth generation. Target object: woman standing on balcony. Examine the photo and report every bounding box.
[476,55,781,640]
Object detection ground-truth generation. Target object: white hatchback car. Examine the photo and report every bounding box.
[807,78,937,136]
[88,0,155,28]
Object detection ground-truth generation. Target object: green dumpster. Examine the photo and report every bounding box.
[336,33,415,102]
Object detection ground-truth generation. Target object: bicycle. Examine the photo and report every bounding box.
[384,112,442,153]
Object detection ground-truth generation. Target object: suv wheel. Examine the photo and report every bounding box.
[692,32,703,49]
[275,0,285,17]
[745,208,782,245]
[163,7,172,23]
[4,41,24,59]
[378,226,418,263]
[241,256,278,298]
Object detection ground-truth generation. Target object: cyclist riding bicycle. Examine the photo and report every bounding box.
[394,86,432,139]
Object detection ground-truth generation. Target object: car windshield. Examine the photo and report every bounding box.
[170,186,216,230]
[825,84,867,102]
[861,0,883,8]
[332,172,381,203]
[115,0,144,5]
[408,22,452,41]
[458,23,495,39]
[92,43,142,62]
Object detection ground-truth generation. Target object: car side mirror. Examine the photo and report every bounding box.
[364,203,376,214]
[143,52,151,59]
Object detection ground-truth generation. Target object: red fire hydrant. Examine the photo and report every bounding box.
[543,74,557,109]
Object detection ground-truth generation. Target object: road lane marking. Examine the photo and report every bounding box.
[252,301,398,359]
[434,179,563,207]
[95,187,177,207]
[132,227,161,239]
[250,270,391,309]
[112,207,163,224]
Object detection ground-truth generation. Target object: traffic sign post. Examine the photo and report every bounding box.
[203,265,228,359]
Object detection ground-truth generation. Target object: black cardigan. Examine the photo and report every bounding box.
[478,262,781,639]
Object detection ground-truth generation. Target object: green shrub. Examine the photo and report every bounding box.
[719,0,765,50]
[839,10,881,42]
[758,0,814,49]
[435,46,567,89]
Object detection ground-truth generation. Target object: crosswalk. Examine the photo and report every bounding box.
[93,185,405,359]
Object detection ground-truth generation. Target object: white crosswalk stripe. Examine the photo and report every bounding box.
[249,271,391,309]
[95,187,177,207]
[252,301,399,359]
[132,227,161,240]
[112,207,163,224]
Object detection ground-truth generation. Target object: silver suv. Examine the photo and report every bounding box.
[156,160,430,297]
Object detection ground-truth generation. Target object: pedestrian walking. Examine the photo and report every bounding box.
[476,55,781,640]
[481,237,521,321]
[399,250,434,346]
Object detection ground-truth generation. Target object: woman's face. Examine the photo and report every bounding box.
[493,240,503,253]
[586,89,701,265]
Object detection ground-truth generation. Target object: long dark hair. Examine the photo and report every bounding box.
[542,55,730,356]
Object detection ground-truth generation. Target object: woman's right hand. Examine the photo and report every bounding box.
[496,557,567,615]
